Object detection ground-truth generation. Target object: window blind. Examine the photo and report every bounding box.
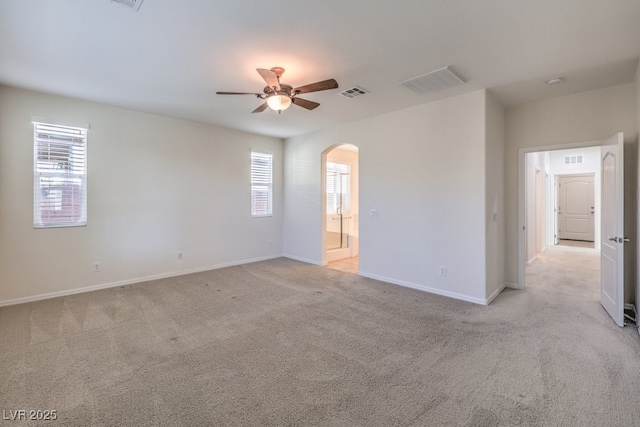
[251,151,273,216]
[33,122,88,228]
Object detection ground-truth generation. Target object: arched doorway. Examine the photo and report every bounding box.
[322,144,359,273]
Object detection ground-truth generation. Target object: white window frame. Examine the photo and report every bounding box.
[326,161,351,214]
[33,120,88,228]
[250,151,273,217]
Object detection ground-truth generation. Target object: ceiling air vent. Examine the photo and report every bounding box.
[338,87,368,98]
[398,66,466,95]
[111,0,144,11]
[564,155,583,165]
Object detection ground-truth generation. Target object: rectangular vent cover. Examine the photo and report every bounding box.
[398,66,466,95]
[338,87,368,98]
[564,155,583,165]
[111,0,144,11]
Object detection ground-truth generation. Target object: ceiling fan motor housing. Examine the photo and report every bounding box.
[265,84,293,97]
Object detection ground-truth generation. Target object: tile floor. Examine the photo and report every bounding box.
[327,256,359,274]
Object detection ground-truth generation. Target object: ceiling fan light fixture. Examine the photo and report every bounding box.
[267,94,292,113]
[217,67,337,114]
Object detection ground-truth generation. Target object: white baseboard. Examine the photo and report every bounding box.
[0,254,282,308]
[504,282,521,290]
[526,256,538,266]
[282,253,324,266]
[358,271,489,305]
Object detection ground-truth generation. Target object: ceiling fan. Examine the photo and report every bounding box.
[216,67,339,114]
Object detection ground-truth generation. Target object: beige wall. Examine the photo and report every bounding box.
[0,85,283,305]
[285,90,493,304]
[485,91,506,300]
[8,79,634,308]
[636,62,640,311]
[505,83,637,290]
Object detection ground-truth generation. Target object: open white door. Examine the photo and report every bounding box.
[600,133,624,327]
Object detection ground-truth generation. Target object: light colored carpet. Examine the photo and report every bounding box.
[1,248,639,426]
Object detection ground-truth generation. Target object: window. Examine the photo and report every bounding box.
[33,121,88,228]
[326,162,350,214]
[251,151,273,216]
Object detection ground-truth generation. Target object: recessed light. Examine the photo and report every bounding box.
[546,77,563,85]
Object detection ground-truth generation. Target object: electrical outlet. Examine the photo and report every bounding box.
[438,266,447,276]
[177,252,183,261]
[370,209,378,218]
[93,262,101,272]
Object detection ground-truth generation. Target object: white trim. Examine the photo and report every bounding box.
[518,138,604,289]
[527,256,538,266]
[282,253,325,266]
[358,270,489,305]
[0,254,281,308]
[486,283,507,304]
[32,116,89,130]
[505,282,521,289]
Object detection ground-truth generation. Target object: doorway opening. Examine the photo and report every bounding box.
[521,145,601,292]
[322,144,359,273]
[556,173,596,247]
[519,133,629,327]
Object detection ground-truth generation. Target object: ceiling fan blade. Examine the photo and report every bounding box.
[256,68,281,90]
[292,97,320,110]
[216,91,263,96]
[293,79,338,95]
[251,102,269,113]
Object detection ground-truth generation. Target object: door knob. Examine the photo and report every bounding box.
[608,236,618,242]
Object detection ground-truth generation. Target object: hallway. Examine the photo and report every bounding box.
[525,244,599,301]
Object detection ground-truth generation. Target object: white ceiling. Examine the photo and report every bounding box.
[1,0,639,139]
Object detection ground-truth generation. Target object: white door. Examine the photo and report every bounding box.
[601,133,624,327]
[557,174,595,241]
[554,177,559,245]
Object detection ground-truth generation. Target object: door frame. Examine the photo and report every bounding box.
[320,143,359,266]
[517,139,604,289]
